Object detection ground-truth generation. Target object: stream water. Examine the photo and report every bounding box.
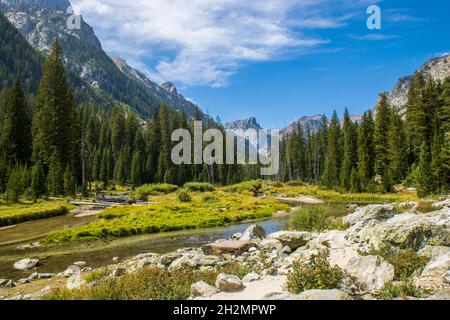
[0,202,347,280]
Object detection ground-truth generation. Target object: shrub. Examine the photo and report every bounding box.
[183,182,215,192]
[202,195,218,203]
[133,184,178,200]
[416,201,438,213]
[286,206,348,232]
[378,281,423,300]
[85,269,109,283]
[224,180,262,196]
[177,189,192,202]
[286,254,344,294]
[368,246,429,280]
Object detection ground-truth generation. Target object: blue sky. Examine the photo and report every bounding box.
[72,0,449,128]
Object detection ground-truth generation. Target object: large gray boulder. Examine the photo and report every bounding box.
[215,273,244,292]
[342,255,395,294]
[190,281,219,298]
[202,240,250,256]
[346,209,450,251]
[13,258,39,271]
[240,224,266,241]
[267,231,312,250]
[343,204,394,226]
[291,289,350,300]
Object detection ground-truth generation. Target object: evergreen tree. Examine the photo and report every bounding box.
[416,142,435,198]
[0,79,31,166]
[358,110,375,189]
[47,151,64,196]
[130,150,142,187]
[341,108,358,190]
[350,168,361,193]
[32,40,79,170]
[64,165,76,196]
[387,107,408,183]
[6,167,22,202]
[323,111,342,187]
[30,162,46,200]
[374,93,391,176]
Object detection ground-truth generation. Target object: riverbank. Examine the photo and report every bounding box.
[1,197,448,300]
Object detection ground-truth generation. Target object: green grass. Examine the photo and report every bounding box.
[268,184,420,204]
[0,201,74,227]
[285,254,344,294]
[286,206,348,232]
[85,268,110,283]
[43,191,289,243]
[44,263,251,300]
[223,180,263,196]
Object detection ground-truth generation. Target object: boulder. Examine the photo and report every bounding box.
[73,261,87,267]
[346,209,450,251]
[291,289,350,300]
[242,272,261,283]
[267,231,312,250]
[190,281,219,298]
[111,268,126,277]
[240,224,266,241]
[202,240,250,256]
[342,255,395,294]
[415,252,450,290]
[67,274,85,290]
[0,279,9,287]
[215,273,244,292]
[432,198,450,209]
[343,204,394,226]
[259,239,283,252]
[13,258,39,271]
[63,265,80,277]
[231,233,242,240]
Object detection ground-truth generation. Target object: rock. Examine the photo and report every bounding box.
[28,272,39,281]
[231,233,242,240]
[417,246,449,259]
[190,281,219,298]
[291,289,350,300]
[202,240,250,256]
[261,267,278,276]
[37,273,54,279]
[243,272,261,283]
[240,224,266,241]
[343,205,395,226]
[13,258,39,271]
[259,239,283,252]
[215,273,244,292]
[347,209,450,251]
[263,292,291,300]
[73,261,86,267]
[286,246,328,267]
[267,231,312,250]
[342,255,395,294]
[17,242,41,250]
[112,257,121,263]
[67,274,85,290]
[18,278,30,284]
[0,279,9,287]
[111,268,126,277]
[432,198,450,209]
[415,252,450,290]
[63,265,80,277]
[3,280,16,288]
[169,254,220,271]
[426,289,450,300]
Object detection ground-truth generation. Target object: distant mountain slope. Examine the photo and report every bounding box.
[0,0,205,118]
[386,54,450,111]
[0,12,112,107]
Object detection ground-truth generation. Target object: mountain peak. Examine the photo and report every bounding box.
[161,82,178,95]
[224,117,262,131]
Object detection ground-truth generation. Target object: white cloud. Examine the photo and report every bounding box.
[71,0,360,87]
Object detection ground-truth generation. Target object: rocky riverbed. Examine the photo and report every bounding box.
[1,198,449,300]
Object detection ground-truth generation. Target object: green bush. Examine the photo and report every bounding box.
[202,195,219,203]
[286,254,344,294]
[286,206,348,232]
[368,246,429,280]
[177,189,192,202]
[133,184,179,200]
[183,182,215,192]
[377,281,423,300]
[224,180,263,196]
